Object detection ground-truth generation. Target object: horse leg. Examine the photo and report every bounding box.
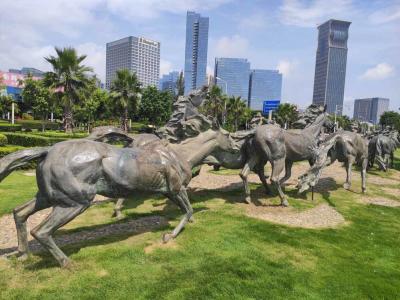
[361,158,368,194]
[270,158,288,207]
[31,203,89,267]
[163,188,193,243]
[256,165,271,195]
[240,157,257,204]
[279,160,293,186]
[112,198,125,219]
[13,195,50,259]
[343,157,354,190]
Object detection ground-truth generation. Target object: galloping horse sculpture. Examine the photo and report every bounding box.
[0,93,239,267]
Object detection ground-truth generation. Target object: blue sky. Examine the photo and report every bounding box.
[0,0,399,115]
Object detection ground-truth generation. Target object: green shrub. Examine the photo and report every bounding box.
[0,145,36,169]
[29,131,88,139]
[2,133,67,147]
[0,134,7,146]
[22,113,34,120]
[16,120,60,131]
[0,123,22,132]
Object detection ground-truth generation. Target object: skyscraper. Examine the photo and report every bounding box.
[106,36,160,89]
[159,71,180,96]
[353,97,389,124]
[184,11,209,94]
[214,58,250,102]
[248,69,282,110]
[312,19,351,114]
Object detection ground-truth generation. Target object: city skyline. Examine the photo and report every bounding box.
[0,1,399,115]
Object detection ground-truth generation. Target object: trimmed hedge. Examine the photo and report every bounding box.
[16,120,60,131]
[0,134,7,146]
[29,131,88,139]
[2,132,67,147]
[0,123,22,132]
[0,145,36,169]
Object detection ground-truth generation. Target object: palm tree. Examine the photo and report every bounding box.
[202,85,226,124]
[274,103,298,129]
[227,96,247,131]
[44,47,92,133]
[110,69,141,132]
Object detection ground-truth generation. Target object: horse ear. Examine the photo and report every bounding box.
[212,118,220,129]
[323,105,327,113]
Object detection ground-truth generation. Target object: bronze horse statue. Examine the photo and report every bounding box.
[0,120,238,268]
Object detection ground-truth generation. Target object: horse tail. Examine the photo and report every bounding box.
[0,147,50,182]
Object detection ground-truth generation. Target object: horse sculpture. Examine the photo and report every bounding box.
[1,113,239,268]
[368,131,399,171]
[298,130,368,194]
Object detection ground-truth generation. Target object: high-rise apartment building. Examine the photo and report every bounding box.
[184,11,209,94]
[214,58,250,102]
[248,69,282,110]
[353,97,389,124]
[106,36,160,89]
[159,71,180,96]
[312,19,351,115]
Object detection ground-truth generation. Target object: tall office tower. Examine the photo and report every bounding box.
[248,69,282,110]
[353,97,389,124]
[214,58,250,102]
[312,19,351,115]
[159,71,180,95]
[106,36,160,89]
[184,11,209,94]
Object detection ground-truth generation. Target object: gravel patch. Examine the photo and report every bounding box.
[246,204,345,229]
[360,197,400,207]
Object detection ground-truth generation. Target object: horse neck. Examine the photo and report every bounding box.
[302,116,326,138]
[170,131,221,168]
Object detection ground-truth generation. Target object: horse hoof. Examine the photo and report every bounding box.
[281,198,289,207]
[244,197,252,204]
[362,188,367,194]
[162,233,173,243]
[17,253,29,261]
[60,258,72,269]
[343,183,350,190]
[188,216,195,223]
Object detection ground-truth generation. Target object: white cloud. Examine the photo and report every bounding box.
[160,59,173,76]
[239,13,267,29]
[369,5,400,24]
[279,0,352,27]
[360,63,395,80]
[76,43,106,80]
[215,35,249,57]
[276,59,298,77]
[106,0,231,19]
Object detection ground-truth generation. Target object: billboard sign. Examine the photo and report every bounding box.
[262,100,280,115]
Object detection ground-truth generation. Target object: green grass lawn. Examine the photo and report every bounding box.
[0,154,399,299]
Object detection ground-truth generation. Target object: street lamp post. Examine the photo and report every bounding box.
[215,77,228,125]
[334,104,342,132]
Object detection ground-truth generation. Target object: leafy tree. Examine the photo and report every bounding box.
[329,114,351,130]
[33,95,50,132]
[110,69,141,132]
[0,95,13,117]
[380,111,400,131]
[44,47,93,133]
[176,71,184,97]
[226,96,247,131]
[139,86,173,126]
[201,85,226,124]
[273,103,298,129]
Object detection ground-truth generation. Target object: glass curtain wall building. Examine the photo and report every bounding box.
[353,97,389,124]
[248,69,282,110]
[106,36,160,89]
[312,19,351,114]
[214,58,250,102]
[184,11,209,94]
[159,71,180,96]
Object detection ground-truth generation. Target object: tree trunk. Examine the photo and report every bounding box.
[120,108,128,132]
[42,115,45,132]
[64,106,73,133]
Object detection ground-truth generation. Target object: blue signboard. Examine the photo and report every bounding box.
[262,100,280,115]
